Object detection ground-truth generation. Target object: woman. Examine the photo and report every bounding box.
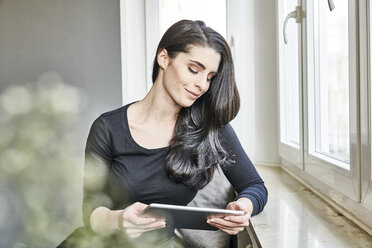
[82,20,267,247]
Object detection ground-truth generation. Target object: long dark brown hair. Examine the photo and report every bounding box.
[153,20,240,189]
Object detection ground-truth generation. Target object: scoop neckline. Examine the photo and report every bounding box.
[123,102,170,152]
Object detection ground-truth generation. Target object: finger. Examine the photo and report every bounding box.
[126,215,159,225]
[137,220,166,229]
[228,201,252,214]
[226,201,243,210]
[222,214,250,223]
[132,202,149,211]
[123,219,166,229]
[210,222,248,229]
[139,214,166,223]
[207,217,248,228]
[227,201,250,214]
[209,223,245,235]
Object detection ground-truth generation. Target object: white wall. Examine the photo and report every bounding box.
[253,1,280,164]
[228,0,280,164]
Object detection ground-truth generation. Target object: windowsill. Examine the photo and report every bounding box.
[251,165,372,248]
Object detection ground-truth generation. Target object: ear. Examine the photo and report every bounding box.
[157,48,169,69]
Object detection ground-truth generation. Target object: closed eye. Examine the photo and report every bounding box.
[188,67,198,74]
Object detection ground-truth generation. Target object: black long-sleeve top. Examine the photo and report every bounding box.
[82,103,267,246]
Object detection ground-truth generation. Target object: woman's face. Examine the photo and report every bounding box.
[159,44,221,108]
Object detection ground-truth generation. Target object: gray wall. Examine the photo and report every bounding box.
[0,0,122,246]
[0,0,122,122]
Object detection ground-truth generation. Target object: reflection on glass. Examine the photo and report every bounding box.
[314,0,349,163]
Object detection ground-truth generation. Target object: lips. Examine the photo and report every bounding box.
[185,89,200,100]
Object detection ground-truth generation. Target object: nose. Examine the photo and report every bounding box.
[194,74,210,92]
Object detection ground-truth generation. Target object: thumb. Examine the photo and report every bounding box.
[227,201,248,214]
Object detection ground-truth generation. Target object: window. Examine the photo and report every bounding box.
[159,0,226,38]
[310,0,350,167]
[278,0,372,232]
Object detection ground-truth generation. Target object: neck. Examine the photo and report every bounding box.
[135,81,181,124]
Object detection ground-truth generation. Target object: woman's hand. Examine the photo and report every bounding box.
[207,198,253,235]
[120,202,166,238]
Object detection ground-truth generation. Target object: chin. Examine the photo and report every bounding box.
[178,99,195,108]
[179,103,193,108]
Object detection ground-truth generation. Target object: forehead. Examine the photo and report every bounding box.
[178,45,221,72]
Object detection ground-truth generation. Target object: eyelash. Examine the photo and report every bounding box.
[188,67,198,74]
[188,66,214,82]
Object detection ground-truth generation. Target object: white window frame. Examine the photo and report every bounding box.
[277,0,304,170]
[362,0,372,213]
[119,0,148,105]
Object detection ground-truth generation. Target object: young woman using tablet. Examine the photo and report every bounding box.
[83,19,268,247]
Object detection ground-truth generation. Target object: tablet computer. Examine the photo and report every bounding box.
[139,203,245,230]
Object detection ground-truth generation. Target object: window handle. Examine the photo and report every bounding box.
[328,0,335,11]
[283,6,302,44]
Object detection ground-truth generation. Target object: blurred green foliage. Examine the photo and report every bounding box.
[0,72,165,248]
[0,72,87,248]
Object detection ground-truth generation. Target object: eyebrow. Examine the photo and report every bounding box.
[189,60,217,74]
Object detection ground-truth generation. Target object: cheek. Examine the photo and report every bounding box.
[174,66,190,85]
[166,65,191,86]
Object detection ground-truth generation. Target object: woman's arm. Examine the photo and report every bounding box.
[82,117,113,229]
[219,124,268,216]
[207,124,268,234]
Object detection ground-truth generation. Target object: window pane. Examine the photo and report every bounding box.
[313,0,349,163]
[279,0,300,146]
[159,0,226,38]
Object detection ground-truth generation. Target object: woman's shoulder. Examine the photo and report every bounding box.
[91,108,123,129]
[94,103,134,124]
[99,104,129,119]
[89,103,132,133]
